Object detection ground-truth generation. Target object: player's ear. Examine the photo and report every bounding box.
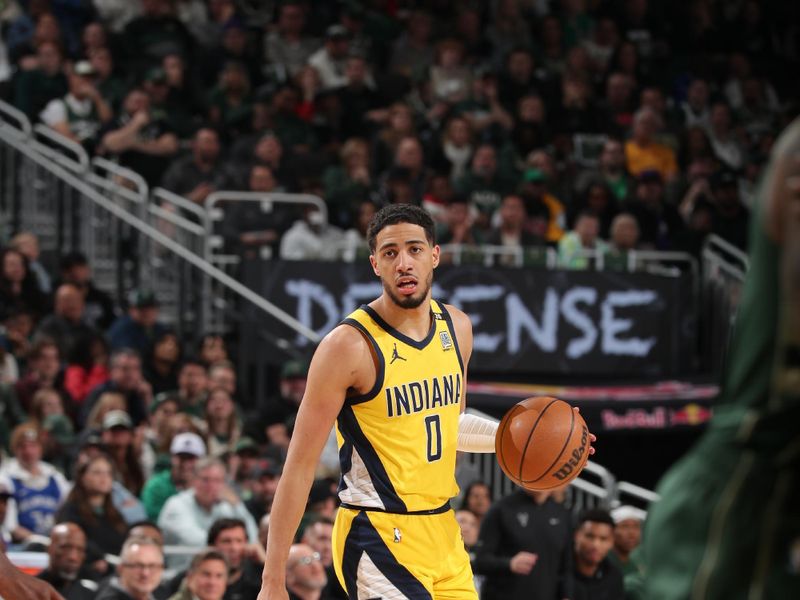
[369,253,380,276]
[432,244,440,269]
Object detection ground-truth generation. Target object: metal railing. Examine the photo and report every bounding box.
[614,480,661,510]
[701,234,749,374]
[460,409,618,512]
[0,100,320,350]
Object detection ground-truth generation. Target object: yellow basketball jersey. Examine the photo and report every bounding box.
[336,299,464,513]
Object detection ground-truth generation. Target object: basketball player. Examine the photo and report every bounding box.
[642,118,800,598]
[258,205,593,599]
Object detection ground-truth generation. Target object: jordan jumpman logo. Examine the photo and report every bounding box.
[390,343,406,364]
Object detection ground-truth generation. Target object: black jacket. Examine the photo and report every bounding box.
[37,569,98,600]
[572,558,624,600]
[474,490,572,600]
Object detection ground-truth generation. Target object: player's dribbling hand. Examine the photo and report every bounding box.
[572,407,597,455]
[509,551,538,575]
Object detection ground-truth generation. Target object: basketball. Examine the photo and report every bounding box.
[495,396,591,491]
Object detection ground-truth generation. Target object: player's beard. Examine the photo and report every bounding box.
[382,270,432,309]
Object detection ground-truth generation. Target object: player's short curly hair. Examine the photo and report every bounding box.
[366,204,435,252]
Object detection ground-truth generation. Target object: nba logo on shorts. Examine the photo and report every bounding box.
[440,331,453,350]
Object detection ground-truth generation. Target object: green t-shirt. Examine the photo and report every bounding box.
[140,469,177,521]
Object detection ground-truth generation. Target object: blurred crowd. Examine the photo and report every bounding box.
[0,0,798,598]
[1,0,797,265]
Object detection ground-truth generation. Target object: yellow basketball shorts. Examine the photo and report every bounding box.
[332,506,478,600]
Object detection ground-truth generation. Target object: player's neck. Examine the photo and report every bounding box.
[372,295,433,340]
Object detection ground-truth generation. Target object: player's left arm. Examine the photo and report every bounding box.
[446,304,497,453]
[446,304,596,455]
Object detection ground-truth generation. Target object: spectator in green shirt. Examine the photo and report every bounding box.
[140,432,206,521]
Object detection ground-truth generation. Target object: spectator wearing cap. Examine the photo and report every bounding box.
[158,457,258,568]
[101,410,145,495]
[608,505,646,578]
[160,127,227,205]
[108,290,168,358]
[229,437,261,498]
[244,459,282,523]
[308,25,351,91]
[140,431,206,521]
[571,509,624,600]
[0,422,69,540]
[34,283,98,360]
[623,170,685,250]
[97,86,179,187]
[57,251,117,331]
[36,522,97,600]
[709,170,749,250]
[56,455,128,570]
[519,168,567,243]
[39,60,112,150]
[80,349,151,428]
[624,107,678,181]
[245,359,308,454]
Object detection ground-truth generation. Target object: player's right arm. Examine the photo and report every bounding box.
[258,324,373,599]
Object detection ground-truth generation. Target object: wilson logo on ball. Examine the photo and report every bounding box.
[552,426,589,481]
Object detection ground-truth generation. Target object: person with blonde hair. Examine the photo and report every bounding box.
[0,422,69,540]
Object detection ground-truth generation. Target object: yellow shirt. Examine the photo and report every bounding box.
[336,300,463,512]
[625,140,678,179]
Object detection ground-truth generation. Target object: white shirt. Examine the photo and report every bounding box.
[40,94,99,142]
[279,219,345,260]
[158,489,258,568]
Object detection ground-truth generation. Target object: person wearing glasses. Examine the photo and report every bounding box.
[286,544,327,600]
[95,537,164,600]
